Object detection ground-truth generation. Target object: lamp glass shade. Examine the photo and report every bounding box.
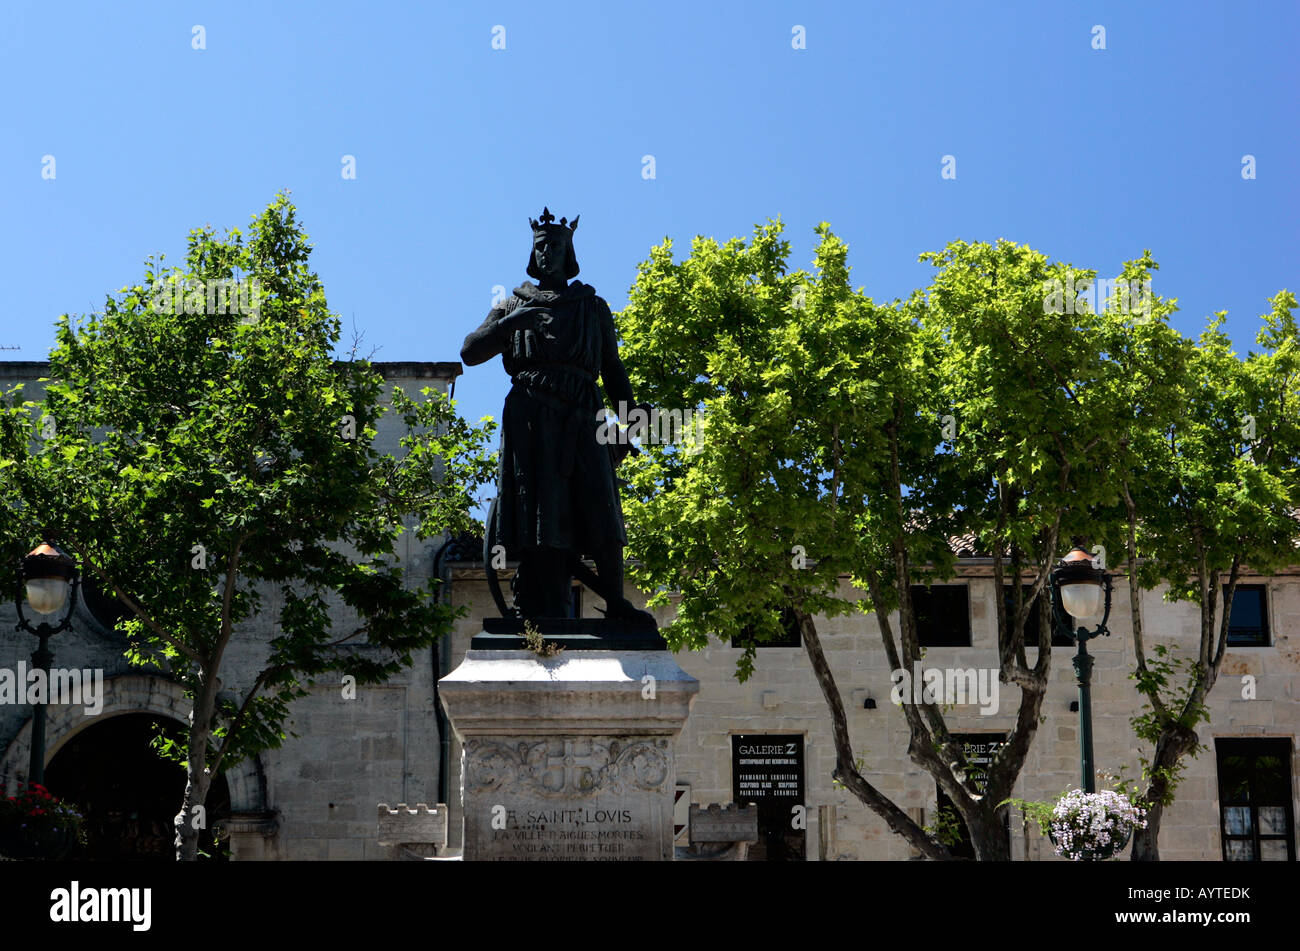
[25,577,70,616]
[1060,581,1102,621]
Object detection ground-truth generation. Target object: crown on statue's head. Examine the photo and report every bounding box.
[525,206,582,279]
[529,206,579,236]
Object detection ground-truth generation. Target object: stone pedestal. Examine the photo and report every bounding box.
[438,647,699,861]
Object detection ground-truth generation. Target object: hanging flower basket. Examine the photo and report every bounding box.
[0,783,84,861]
[1045,789,1146,861]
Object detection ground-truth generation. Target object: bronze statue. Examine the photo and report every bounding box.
[462,209,654,628]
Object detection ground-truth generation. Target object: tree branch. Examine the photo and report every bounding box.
[792,601,951,860]
[57,532,204,665]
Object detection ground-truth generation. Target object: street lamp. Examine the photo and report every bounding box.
[15,539,80,787]
[1049,543,1112,794]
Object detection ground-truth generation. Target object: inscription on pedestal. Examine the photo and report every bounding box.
[463,736,674,861]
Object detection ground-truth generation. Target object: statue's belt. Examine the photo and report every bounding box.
[510,364,599,403]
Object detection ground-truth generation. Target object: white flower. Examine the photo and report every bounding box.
[1048,789,1146,860]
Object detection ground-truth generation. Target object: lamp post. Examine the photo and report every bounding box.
[15,539,80,787]
[1049,543,1113,794]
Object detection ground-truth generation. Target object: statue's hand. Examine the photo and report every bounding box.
[496,305,547,334]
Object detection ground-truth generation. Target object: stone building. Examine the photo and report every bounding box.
[2,359,1296,861]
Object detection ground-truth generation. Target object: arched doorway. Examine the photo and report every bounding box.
[43,713,231,861]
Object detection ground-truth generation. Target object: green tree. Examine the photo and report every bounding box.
[3,194,495,860]
[618,223,1140,859]
[1110,288,1300,860]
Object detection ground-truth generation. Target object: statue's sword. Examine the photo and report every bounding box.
[484,495,512,618]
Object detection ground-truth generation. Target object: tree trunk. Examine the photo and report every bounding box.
[970,809,1012,861]
[1131,722,1198,861]
[1131,801,1164,862]
[175,674,216,861]
[1130,563,1234,861]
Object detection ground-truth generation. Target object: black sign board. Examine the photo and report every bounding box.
[954,733,1004,793]
[732,734,805,803]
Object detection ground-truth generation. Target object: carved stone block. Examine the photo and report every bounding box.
[440,646,699,861]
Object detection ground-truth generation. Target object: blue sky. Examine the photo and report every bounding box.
[1,0,1295,436]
